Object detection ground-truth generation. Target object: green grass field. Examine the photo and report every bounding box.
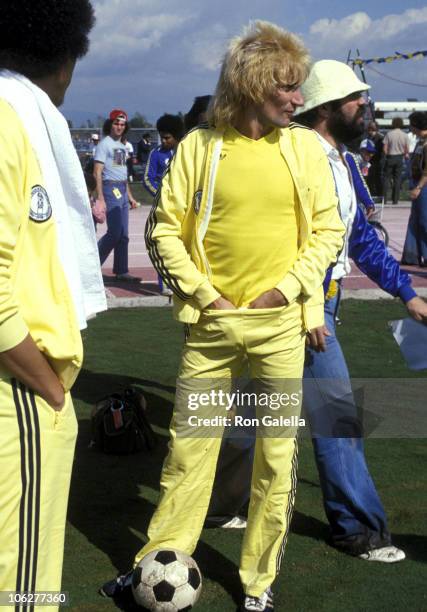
[63,300,427,611]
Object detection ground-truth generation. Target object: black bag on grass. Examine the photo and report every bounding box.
[91,387,157,454]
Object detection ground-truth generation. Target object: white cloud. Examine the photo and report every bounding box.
[92,14,188,57]
[306,7,427,101]
[184,24,229,71]
[309,7,427,45]
[84,0,192,68]
[369,7,427,40]
[310,12,371,40]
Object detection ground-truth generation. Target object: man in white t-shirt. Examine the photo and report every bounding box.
[94,109,139,281]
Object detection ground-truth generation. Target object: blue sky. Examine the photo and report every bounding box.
[62,1,427,124]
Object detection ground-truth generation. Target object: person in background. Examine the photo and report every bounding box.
[405,127,418,187]
[94,109,140,282]
[122,135,135,182]
[143,114,184,296]
[0,0,106,606]
[401,111,427,267]
[83,132,99,175]
[383,117,409,204]
[344,140,375,218]
[143,113,184,197]
[357,138,376,178]
[184,95,212,132]
[137,131,152,165]
[407,128,417,156]
[91,132,99,155]
[365,121,384,197]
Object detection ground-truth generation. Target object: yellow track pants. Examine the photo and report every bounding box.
[135,303,305,597]
[0,379,77,612]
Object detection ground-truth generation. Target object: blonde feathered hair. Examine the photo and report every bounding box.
[208,21,310,129]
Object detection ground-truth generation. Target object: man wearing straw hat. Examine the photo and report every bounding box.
[295,59,427,563]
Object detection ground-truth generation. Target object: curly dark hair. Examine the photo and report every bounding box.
[0,0,95,78]
[409,111,427,131]
[184,95,212,133]
[156,114,184,141]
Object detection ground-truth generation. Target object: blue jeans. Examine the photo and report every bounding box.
[97,181,129,275]
[303,289,391,553]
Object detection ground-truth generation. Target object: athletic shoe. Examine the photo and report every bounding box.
[359,545,406,563]
[162,287,173,296]
[115,273,142,282]
[241,587,274,611]
[221,516,247,529]
[99,570,133,598]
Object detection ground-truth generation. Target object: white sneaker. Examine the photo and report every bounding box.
[162,287,173,296]
[241,587,274,611]
[359,545,406,563]
[220,516,247,529]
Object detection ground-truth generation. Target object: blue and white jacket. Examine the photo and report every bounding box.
[345,152,375,214]
[324,150,416,303]
[143,146,174,196]
[346,202,416,303]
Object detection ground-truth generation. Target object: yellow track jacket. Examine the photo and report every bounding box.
[145,123,345,331]
[0,100,82,390]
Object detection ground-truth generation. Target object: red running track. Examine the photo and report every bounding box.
[98,202,427,299]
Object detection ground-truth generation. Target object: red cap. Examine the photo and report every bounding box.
[109,109,128,122]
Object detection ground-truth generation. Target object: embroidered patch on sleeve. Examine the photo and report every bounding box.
[30,185,52,223]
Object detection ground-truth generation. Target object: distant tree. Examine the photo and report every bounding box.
[96,115,106,128]
[67,119,73,129]
[129,112,152,128]
[86,119,94,128]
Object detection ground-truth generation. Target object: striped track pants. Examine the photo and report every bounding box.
[0,379,77,612]
[135,303,305,597]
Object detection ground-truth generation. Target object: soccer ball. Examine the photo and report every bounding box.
[132,549,202,611]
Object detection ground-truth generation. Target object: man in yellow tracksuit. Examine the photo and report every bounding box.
[102,21,345,612]
[0,2,97,610]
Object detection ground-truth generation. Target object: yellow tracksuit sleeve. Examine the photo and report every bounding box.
[0,119,30,352]
[275,140,344,305]
[145,141,220,309]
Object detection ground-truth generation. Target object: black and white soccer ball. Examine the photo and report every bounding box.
[132,549,202,611]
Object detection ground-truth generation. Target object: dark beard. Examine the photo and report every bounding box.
[327,108,365,144]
